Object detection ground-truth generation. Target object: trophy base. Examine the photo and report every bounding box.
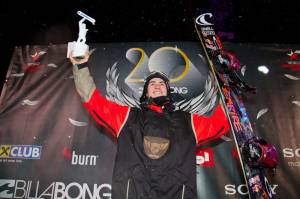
[73,56,85,60]
[67,41,89,59]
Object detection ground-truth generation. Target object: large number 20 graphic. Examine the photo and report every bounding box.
[125,47,191,84]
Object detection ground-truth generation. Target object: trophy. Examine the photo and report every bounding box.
[67,11,96,59]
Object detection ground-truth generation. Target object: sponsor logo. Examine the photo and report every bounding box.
[224,183,278,196]
[170,86,188,94]
[0,145,42,162]
[200,26,216,36]
[281,50,300,71]
[283,147,300,167]
[0,179,111,199]
[196,148,214,167]
[138,86,189,95]
[0,179,15,198]
[71,151,98,166]
[283,148,300,158]
[22,50,47,73]
[195,13,213,26]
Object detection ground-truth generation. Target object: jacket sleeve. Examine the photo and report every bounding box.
[191,103,230,145]
[73,65,130,138]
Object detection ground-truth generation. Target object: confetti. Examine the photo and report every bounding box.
[22,99,39,106]
[10,73,24,77]
[256,108,268,119]
[68,118,88,126]
[241,65,246,76]
[292,101,300,106]
[47,63,57,68]
[284,74,300,80]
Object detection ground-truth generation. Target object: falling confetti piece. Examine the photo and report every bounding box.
[22,99,39,106]
[68,118,88,126]
[241,65,246,76]
[31,51,47,61]
[258,65,269,74]
[220,135,232,142]
[31,51,46,58]
[89,48,96,55]
[10,73,25,77]
[292,101,300,106]
[47,63,58,68]
[284,74,300,80]
[256,108,268,119]
[198,54,206,62]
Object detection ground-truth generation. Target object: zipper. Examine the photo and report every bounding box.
[181,184,185,199]
[126,179,131,199]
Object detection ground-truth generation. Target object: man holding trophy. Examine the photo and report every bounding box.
[69,11,229,199]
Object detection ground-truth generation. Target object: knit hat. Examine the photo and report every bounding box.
[140,71,170,102]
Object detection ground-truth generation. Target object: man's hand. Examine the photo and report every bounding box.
[69,51,90,65]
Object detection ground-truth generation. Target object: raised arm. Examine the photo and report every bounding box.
[70,52,96,102]
[70,53,130,138]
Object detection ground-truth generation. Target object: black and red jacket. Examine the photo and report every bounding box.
[84,89,229,199]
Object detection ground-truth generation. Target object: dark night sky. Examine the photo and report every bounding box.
[0,0,299,91]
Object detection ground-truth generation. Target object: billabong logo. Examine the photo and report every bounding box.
[71,151,98,166]
[138,86,189,95]
[0,179,111,199]
[0,179,15,198]
[170,86,188,94]
[0,145,42,159]
[196,148,214,167]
